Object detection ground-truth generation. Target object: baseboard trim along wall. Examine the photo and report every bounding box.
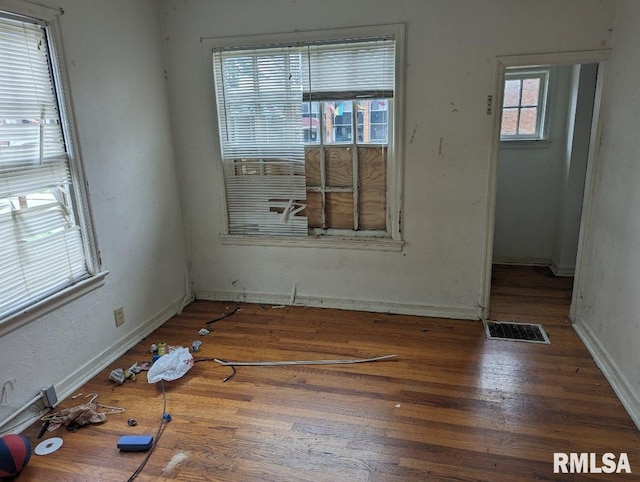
[55,296,185,400]
[550,260,576,277]
[193,289,479,321]
[573,320,640,430]
[493,259,576,277]
[492,257,551,267]
[1,296,184,435]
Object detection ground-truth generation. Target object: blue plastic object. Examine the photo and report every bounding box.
[117,435,153,451]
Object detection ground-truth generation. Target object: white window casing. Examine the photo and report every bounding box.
[204,24,404,249]
[0,2,105,335]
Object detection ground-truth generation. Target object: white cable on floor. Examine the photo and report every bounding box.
[211,354,397,366]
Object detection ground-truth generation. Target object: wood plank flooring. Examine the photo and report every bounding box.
[18,266,640,481]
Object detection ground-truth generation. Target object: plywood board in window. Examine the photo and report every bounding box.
[305,191,323,228]
[325,147,353,188]
[358,147,386,230]
[326,192,354,229]
[305,148,321,187]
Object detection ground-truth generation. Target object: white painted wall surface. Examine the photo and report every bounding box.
[0,0,187,428]
[552,64,597,276]
[160,0,616,318]
[573,0,640,427]
[493,66,572,265]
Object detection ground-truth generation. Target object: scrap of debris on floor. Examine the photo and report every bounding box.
[22,305,398,481]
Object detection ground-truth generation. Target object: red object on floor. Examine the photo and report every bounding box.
[0,434,31,478]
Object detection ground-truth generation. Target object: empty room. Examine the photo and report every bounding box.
[0,0,639,480]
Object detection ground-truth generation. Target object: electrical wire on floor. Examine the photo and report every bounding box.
[126,380,169,482]
[194,354,397,382]
[205,306,240,325]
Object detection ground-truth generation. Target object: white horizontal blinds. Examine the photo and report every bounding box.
[223,160,307,236]
[213,46,307,236]
[301,39,395,97]
[0,202,86,315]
[0,19,66,166]
[213,47,304,160]
[0,14,88,320]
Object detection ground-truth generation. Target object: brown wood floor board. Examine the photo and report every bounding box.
[16,266,640,481]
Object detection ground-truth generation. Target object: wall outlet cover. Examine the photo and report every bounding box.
[114,307,125,327]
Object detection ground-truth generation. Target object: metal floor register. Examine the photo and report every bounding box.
[483,320,550,344]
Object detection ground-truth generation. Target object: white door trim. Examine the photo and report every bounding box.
[480,49,611,319]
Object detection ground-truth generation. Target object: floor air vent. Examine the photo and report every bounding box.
[483,320,550,344]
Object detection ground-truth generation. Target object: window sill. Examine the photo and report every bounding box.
[220,234,404,251]
[499,139,551,149]
[0,271,109,338]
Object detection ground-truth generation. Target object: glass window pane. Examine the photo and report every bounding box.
[501,108,518,135]
[518,107,537,135]
[324,101,352,144]
[302,101,320,143]
[356,99,388,144]
[521,78,540,106]
[503,80,521,108]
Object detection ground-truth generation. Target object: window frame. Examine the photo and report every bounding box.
[203,24,405,251]
[500,68,550,142]
[0,1,106,336]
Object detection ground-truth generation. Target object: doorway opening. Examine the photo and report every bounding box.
[481,51,610,324]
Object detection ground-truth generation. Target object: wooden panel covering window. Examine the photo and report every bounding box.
[325,148,353,187]
[305,191,323,228]
[304,148,321,187]
[303,146,386,231]
[358,147,387,230]
[325,192,354,229]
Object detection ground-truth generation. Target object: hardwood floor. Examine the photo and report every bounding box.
[18,266,639,481]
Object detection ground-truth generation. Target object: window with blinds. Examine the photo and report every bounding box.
[211,33,397,238]
[0,11,97,323]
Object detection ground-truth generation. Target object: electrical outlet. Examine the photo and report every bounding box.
[114,306,125,327]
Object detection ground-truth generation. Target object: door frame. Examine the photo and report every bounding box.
[480,49,611,320]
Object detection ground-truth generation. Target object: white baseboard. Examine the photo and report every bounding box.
[573,320,640,430]
[0,296,184,435]
[492,258,575,277]
[492,256,551,267]
[55,296,184,400]
[193,289,479,320]
[550,260,575,277]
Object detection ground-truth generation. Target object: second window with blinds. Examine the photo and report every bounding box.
[207,26,403,244]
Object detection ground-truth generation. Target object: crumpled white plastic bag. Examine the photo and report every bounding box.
[147,347,194,383]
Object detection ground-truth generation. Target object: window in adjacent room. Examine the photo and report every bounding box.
[207,25,403,245]
[0,7,102,328]
[500,68,550,140]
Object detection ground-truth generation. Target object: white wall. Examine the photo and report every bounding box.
[160,0,616,318]
[493,66,573,265]
[0,0,187,430]
[573,0,640,427]
[552,64,597,275]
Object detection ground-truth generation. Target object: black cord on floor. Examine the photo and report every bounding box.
[126,380,168,482]
[205,306,240,325]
